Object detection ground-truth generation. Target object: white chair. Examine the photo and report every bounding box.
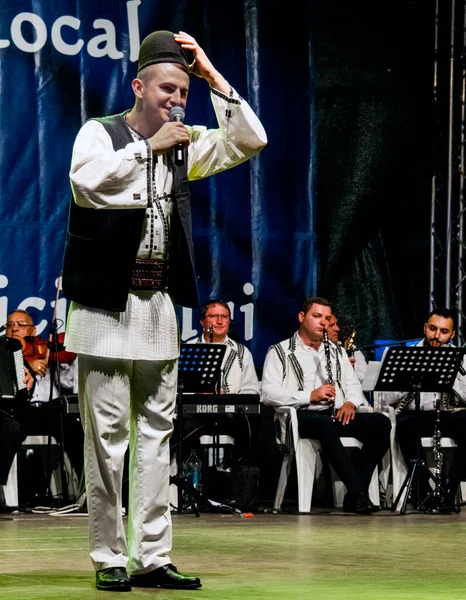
[4,455,18,506]
[383,405,466,510]
[378,404,408,509]
[199,434,235,468]
[3,435,79,507]
[273,406,381,512]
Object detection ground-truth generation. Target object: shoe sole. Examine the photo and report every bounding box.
[96,584,132,592]
[96,586,131,592]
[130,581,201,590]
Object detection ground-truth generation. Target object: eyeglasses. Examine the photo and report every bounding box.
[6,321,33,328]
[204,314,230,320]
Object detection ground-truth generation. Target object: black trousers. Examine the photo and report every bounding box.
[0,404,84,489]
[297,410,391,496]
[396,410,466,498]
[0,409,26,485]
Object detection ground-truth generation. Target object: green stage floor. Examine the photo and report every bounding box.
[1,509,465,599]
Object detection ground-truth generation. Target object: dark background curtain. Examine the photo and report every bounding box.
[0,0,435,369]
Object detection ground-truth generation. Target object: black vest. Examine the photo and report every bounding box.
[62,113,200,311]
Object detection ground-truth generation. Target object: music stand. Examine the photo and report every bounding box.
[375,345,465,514]
[171,344,238,515]
[178,344,226,393]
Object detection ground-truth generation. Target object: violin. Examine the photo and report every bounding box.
[14,335,48,362]
[13,333,76,366]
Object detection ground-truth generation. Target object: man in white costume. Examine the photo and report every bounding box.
[380,307,466,510]
[62,30,267,592]
[183,299,260,466]
[189,300,260,394]
[261,296,390,514]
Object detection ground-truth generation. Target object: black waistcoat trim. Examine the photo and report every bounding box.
[62,112,200,311]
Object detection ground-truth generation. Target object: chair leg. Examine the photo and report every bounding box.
[274,453,294,510]
[460,482,466,503]
[379,450,391,508]
[4,456,18,506]
[295,440,319,513]
[368,466,380,506]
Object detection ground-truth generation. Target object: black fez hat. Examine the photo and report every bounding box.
[137,30,191,74]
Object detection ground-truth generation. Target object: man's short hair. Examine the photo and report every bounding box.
[427,307,456,328]
[301,296,332,315]
[200,300,231,320]
[7,309,34,324]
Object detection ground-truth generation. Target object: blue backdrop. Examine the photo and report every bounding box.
[0,0,434,369]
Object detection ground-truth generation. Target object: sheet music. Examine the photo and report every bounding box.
[361,361,381,392]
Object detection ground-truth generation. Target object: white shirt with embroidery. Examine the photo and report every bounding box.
[65,87,267,360]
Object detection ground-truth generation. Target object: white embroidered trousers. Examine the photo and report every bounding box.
[78,354,177,574]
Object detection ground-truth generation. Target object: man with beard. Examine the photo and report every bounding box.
[381,307,466,509]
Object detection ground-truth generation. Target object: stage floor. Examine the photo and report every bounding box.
[1,508,465,599]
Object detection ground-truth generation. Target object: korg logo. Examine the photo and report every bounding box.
[196,405,219,414]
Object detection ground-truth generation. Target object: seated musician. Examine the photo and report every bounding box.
[0,310,82,508]
[0,347,33,512]
[261,296,390,514]
[6,310,78,403]
[177,300,260,469]
[188,300,260,395]
[380,307,466,511]
[327,312,368,385]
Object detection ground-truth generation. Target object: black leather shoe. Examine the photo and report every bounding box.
[130,564,201,589]
[96,567,131,592]
[343,491,380,514]
[0,502,17,514]
[421,493,460,514]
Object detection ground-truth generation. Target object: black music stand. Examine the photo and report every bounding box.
[171,344,242,515]
[375,345,465,514]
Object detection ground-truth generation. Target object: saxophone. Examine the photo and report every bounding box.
[343,328,356,357]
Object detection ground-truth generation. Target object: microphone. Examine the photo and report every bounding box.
[0,324,6,333]
[169,106,186,166]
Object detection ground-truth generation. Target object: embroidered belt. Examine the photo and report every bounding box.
[131,258,168,291]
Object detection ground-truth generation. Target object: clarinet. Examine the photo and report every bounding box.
[208,324,214,343]
[322,329,336,416]
[431,397,444,506]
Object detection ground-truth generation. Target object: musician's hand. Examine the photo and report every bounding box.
[149,121,190,155]
[310,385,336,403]
[335,401,356,425]
[24,369,34,391]
[349,356,356,369]
[28,358,47,377]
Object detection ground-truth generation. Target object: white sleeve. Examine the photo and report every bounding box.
[339,353,367,409]
[353,350,368,383]
[187,86,267,181]
[261,347,310,409]
[453,355,466,404]
[70,120,150,210]
[238,347,260,395]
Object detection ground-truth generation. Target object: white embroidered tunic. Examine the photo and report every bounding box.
[65,87,267,360]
